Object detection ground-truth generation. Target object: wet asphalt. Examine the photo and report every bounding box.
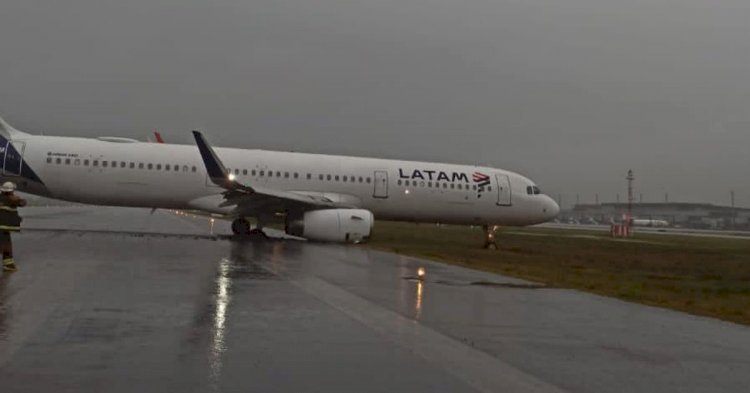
[1,207,749,393]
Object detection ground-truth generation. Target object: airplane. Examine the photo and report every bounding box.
[630,218,670,228]
[0,116,559,247]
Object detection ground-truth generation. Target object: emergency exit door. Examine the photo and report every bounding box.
[373,170,388,198]
[2,140,25,176]
[495,174,512,206]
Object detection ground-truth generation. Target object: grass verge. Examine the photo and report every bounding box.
[367,221,750,326]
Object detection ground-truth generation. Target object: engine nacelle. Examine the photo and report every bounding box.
[286,209,374,243]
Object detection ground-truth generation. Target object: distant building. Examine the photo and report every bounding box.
[568,203,750,229]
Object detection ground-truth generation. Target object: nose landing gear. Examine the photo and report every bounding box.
[483,225,499,250]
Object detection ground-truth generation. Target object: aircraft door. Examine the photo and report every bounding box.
[373,170,388,198]
[2,140,25,176]
[495,174,512,206]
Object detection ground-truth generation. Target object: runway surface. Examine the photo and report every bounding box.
[1,207,749,392]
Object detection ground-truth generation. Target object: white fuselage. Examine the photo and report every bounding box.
[2,133,559,226]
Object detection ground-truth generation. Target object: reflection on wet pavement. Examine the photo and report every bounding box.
[0,206,749,393]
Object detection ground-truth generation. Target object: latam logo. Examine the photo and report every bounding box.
[472,172,491,187]
[399,168,492,186]
[399,168,469,182]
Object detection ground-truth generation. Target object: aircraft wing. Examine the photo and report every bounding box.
[192,131,355,216]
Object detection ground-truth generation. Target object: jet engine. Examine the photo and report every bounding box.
[286,209,374,243]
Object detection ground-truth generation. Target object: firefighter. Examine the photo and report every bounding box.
[0,181,26,272]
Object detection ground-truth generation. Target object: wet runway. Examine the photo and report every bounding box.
[1,207,750,392]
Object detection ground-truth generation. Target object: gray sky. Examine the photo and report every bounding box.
[1,0,749,208]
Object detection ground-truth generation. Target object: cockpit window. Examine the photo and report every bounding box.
[533,186,541,195]
[527,185,542,195]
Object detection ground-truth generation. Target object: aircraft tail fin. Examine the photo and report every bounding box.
[0,115,31,140]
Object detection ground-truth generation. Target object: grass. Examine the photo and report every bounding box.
[367,222,750,326]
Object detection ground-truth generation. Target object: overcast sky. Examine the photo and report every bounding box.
[1,0,749,207]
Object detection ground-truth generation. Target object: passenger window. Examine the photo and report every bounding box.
[457,184,462,190]
[472,185,477,190]
[251,170,256,176]
[343,176,348,182]
[84,159,90,166]
[182,165,188,172]
[103,161,108,167]
[165,164,171,171]
[293,173,298,179]
[147,163,153,170]
[74,159,80,166]
[191,166,197,172]
[450,183,455,189]
[235,169,239,175]
[139,163,144,169]
[284,172,289,178]
[130,162,135,169]
[359,177,363,183]
[93,160,99,167]
[307,173,311,179]
[397,180,402,186]
[243,169,248,175]
[55,158,61,164]
[112,161,117,167]
[268,171,273,177]
[335,175,340,181]
[420,181,425,187]
[260,171,265,176]
[65,158,71,165]
[319,174,324,180]
[427,182,432,188]
[443,183,447,188]
[367,177,371,184]
[46,157,52,164]
[327,175,332,181]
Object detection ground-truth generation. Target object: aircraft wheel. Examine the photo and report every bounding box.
[248,228,269,239]
[231,218,251,235]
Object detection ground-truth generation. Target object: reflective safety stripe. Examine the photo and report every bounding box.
[0,206,17,212]
[0,225,20,231]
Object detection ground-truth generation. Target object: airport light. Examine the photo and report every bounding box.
[228,173,236,181]
[417,267,426,280]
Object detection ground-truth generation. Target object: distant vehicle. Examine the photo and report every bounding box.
[580,217,599,225]
[0,116,559,246]
[630,218,670,228]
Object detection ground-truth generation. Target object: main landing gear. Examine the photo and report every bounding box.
[231,217,269,239]
[231,217,251,235]
[483,225,499,250]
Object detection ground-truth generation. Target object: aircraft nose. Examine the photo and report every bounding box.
[541,196,560,221]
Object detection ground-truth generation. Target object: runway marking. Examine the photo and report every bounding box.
[260,260,567,393]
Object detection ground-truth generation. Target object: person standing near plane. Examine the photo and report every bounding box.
[0,182,26,272]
